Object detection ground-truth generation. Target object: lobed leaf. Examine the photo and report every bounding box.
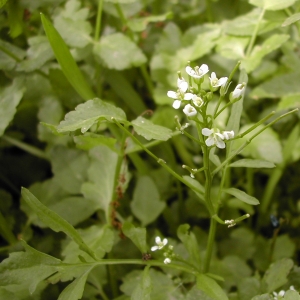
[131,266,152,300]
[177,224,201,269]
[262,258,294,292]
[93,33,147,70]
[130,176,165,226]
[57,98,127,133]
[223,188,260,205]
[122,222,147,254]
[0,77,25,137]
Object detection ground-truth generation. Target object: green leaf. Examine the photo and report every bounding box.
[130,176,166,226]
[223,188,260,205]
[62,225,114,263]
[242,34,289,73]
[21,188,96,260]
[74,133,117,151]
[0,209,16,244]
[278,94,300,110]
[58,266,94,300]
[53,16,92,48]
[282,12,300,27]
[0,77,25,137]
[284,290,300,300]
[57,98,127,133]
[229,159,275,168]
[282,124,300,163]
[234,124,283,164]
[196,274,228,300]
[93,33,147,70]
[0,39,26,70]
[177,224,201,269]
[81,146,119,222]
[103,69,147,115]
[16,36,54,72]
[0,0,8,9]
[128,12,173,32]
[249,0,296,10]
[216,36,249,60]
[41,13,95,100]
[131,117,172,141]
[0,241,60,295]
[131,266,152,300]
[223,8,279,36]
[262,258,294,292]
[250,71,300,99]
[7,0,23,38]
[122,222,147,253]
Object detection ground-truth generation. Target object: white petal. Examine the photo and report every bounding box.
[155,236,161,244]
[200,64,209,74]
[215,132,224,140]
[184,93,194,100]
[202,128,212,136]
[179,81,188,92]
[205,137,215,147]
[219,77,228,86]
[167,91,177,99]
[173,100,181,109]
[151,246,158,251]
[162,238,168,246]
[216,140,225,149]
[210,72,217,80]
[183,104,197,116]
[177,77,186,87]
[186,66,194,76]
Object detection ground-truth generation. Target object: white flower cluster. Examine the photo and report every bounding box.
[151,236,173,264]
[167,64,230,117]
[167,63,245,119]
[273,286,298,299]
[202,128,234,149]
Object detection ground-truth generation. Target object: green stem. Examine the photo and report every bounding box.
[140,64,154,95]
[214,101,232,119]
[94,0,104,41]
[112,118,206,197]
[2,135,49,160]
[246,8,265,57]
[212,109,298,176]
[260,166,283,214]
[65,259,198,275]
[205,0,213,22]
[203,218,217,273]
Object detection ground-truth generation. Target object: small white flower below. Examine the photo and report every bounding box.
[167,79,194,109]
[202,128,225,149]
[209,72,228,88]
[183,104,197,117]
[151,236,168,251]
[231,83,245,100]
[186,64,209,79]
[164,258,171,264]
[222,130,234,140]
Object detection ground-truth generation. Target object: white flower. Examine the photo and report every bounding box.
[183,104,197,117]
[209,72,228,88]
[151,236,168,251]
[167,79,194,109]
[222,130,234,140]
[192,95,204,107]
[232,83,245,100]
[202,128,225,149]
[186,64,209,79]
[273,290,285,299]
[164,257,171,264]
